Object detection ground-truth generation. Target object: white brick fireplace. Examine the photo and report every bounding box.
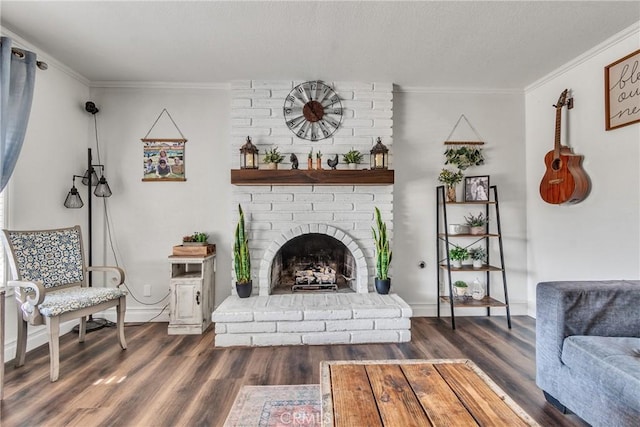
[230,80,394,295]
[212,80,411,347]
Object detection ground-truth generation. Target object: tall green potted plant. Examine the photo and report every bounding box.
[234,204,252,298]
[372,207,392,294]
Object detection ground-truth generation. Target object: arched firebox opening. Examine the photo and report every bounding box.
[258,224,369,296]
[270,233,356,294]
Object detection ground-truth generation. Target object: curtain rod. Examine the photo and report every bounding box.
[0,37,49,70]
[10,47,48,70]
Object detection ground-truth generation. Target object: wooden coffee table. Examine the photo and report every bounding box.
[320,359,539,427]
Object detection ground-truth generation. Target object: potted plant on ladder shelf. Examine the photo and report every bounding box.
[234,204,252,298]
[372,207,392,294]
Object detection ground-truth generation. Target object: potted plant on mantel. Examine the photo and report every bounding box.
[372,206,392,294]
[234,204,252,298]
[438,168,464,202]
[263,146,285,170]
[343,148,364,170]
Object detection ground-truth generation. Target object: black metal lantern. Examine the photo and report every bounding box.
[370,137,389,170]
[240,136,259,169]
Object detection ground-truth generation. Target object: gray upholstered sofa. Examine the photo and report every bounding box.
[536,280,640,426]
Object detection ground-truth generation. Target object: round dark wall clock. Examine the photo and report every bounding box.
[283,81,343,141]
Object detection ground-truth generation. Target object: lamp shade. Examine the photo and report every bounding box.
[64,185,84,208]
[82,168,99,186]
[94,176,112,197]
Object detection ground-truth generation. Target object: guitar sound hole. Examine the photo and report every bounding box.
[551,158,562,171]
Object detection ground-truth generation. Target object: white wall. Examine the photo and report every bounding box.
[88,86,232,319]
[393,90,528,315]
[525,24,640,315]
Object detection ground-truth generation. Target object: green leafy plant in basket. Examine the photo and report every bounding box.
[234,205,252,297]
[183,232,208,243]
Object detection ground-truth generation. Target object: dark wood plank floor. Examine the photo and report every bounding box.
[1,316,587,426]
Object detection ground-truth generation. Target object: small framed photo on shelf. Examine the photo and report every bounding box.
[464,175,489,202]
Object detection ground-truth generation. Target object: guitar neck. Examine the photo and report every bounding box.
[553,107,562,158]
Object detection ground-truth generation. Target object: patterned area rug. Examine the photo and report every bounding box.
[224,385,322,427]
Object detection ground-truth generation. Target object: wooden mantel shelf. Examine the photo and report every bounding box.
[231,169,394,186]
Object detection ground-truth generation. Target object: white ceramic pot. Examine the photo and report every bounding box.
[449,224,469,235]
[473,259,483,268]
[347,163,358,170]
[454,286,467,297]
[451,259,462,268]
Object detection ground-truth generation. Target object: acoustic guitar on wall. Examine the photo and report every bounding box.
[539,89,590,205]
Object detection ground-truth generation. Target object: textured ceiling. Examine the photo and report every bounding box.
[1,1,639,89]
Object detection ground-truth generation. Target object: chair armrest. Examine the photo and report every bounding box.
[7,280,45,306]
[536,280,640,395]
[86,266,125,287]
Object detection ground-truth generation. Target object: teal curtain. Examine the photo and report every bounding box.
[0,37,36,192]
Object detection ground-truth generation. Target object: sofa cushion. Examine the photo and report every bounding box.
[562,336,640,410]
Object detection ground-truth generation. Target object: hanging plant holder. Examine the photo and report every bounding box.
[141,109,187,182]
[443,114,486,170]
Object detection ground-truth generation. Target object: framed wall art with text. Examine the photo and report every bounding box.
[605,48,640,131]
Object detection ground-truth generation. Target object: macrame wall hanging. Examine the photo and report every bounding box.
[443,114,485,171]
[141,108,187,182]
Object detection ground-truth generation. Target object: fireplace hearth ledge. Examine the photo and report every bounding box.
[212,293,412,347]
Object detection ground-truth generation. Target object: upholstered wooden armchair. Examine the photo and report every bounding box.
[1,225,127,381]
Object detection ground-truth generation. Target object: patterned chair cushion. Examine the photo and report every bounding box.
[5,228,84,288]
[37,287,127,317]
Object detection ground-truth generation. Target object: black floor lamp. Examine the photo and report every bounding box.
[64,102,113,332]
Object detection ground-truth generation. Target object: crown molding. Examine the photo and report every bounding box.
[0,26,91,86]
[395,86,522,95]
[525,21,640,92]
[89,81,230,90]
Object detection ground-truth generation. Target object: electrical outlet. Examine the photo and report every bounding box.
[143,285,151,297]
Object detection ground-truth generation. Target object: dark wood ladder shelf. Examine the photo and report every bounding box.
[231,169,394,186]
[436,184,512,330]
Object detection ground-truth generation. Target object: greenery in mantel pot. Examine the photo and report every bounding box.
[444,146,484,170]
[342,148,364,164]
[263,146,285,164]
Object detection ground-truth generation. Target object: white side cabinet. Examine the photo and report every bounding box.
[168,254,215,335]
